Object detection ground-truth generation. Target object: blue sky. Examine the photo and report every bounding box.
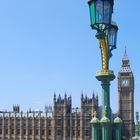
[0,0,140,114]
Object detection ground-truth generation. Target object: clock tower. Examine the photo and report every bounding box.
[118,49,135,138]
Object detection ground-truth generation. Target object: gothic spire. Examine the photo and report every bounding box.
[64,92,67,99]
[120,47,131,73]
[81,91,84,101]
[92,91,95,99]
[53,92,56,102]
[122,46,129,62]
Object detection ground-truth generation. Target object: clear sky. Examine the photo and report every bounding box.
[0,0,139,114]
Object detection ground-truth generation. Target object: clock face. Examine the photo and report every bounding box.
[121,79,129,87]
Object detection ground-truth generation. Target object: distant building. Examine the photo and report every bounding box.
[0,93,98,140]
[118,49,135,138]
[0,50,136,140]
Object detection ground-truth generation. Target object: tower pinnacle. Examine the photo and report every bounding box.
[120,47,131,73]
[122,46,129,62]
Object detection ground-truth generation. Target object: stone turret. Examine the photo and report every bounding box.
[81,93,98,115]
[13,105,20,113]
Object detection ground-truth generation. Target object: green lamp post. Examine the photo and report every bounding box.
[88,0,118,120]
[87,0,120,140]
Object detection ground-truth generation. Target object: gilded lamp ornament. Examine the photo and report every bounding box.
[97,22,118,71]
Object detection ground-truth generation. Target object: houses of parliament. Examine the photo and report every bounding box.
[0,51,135,140]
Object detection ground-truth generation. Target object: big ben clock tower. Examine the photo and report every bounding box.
[118,49,135,138]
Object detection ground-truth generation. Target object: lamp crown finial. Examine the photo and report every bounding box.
[93,111,97,117]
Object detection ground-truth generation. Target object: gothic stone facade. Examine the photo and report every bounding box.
[0,94,98,140]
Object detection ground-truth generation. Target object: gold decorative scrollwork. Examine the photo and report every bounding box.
[98,37,109,70]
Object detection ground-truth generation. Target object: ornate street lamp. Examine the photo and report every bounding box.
[88,0,114,32]
[87,0,121,140]
[88,0,118,118]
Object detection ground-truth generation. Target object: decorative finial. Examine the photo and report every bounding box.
[96,94,98,99]
[92,91,95,98]
[93,111,97,117]
[53,92,56,99]
[122,46,129,62]
[81,91,83,97]
[64,92,67,99]
[103,111,107,117]
[125,46,127,54]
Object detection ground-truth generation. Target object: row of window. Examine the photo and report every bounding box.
[0,129,50,136]
[0,119,90,128]
[0,137,50,140]
[0,129,90,137]
[0,120,51,127]
[57,119,90,126]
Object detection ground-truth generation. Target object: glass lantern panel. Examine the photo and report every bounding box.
[89,1,96,26]
[104,1,111,24]
[95,0,103,23]
[108,28,115,47]
[114,31,117,47]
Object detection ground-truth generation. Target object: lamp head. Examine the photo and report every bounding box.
[108,21,118,49]
[88,0,114,32]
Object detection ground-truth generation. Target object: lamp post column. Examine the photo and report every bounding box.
[96,72,115,120]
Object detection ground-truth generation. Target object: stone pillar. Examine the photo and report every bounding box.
[69,113,73,140]
[80,111,84,140]
[52,112,56,140]
[26,112,29,140]
[80,93,84,140]
[63,94,67,140]
[45,112,48,140]
[39,113,42,140]
[20,112,23,140]
[14,113,17,140]
[32,112,35,140]
[63,112,67,140]
[8,113,11,139]
[2,113,5,139]
[75,114,78,140]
